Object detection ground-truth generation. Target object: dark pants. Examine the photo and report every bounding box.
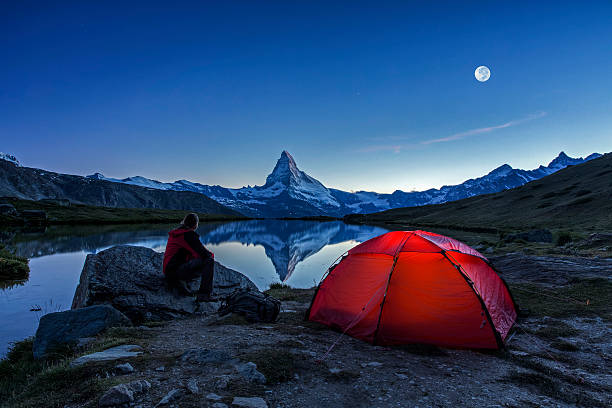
[165,258,214,295]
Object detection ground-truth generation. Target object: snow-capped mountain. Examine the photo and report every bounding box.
[86,150,601,217]
[0,153,20,166]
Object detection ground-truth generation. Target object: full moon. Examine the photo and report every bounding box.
[475,65,491,82]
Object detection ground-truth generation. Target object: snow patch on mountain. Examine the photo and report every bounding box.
[0,153,20,166]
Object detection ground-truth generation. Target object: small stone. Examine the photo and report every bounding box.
[231,397,268,408]
[155,388,185,407]
[212,404,229,408]
[360,362,382,368]
[215,375,231,389]
[155,366,165,372]
[127,380,151,394]
[395,373,408,379]
[115,363,135,374]
[187,379,199,394]
[236,362,266,384]
[207,393,223,401]
[70,345,143,366]
[329,368,342,374]
[99,384,134,407]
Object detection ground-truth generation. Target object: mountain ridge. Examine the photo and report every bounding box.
[0,160,241,216]
[0,150,601,218]
[345,152,612,231]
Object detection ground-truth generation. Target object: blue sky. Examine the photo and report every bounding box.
[1,1,611,193]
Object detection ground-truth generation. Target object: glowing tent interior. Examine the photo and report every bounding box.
[307,230,517,349]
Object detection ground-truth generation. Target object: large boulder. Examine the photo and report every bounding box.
[33,304,131,359]
[71,245,257,322]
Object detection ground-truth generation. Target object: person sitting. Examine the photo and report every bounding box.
[163,213,215,301]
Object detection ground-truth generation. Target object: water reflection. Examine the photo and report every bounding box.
[0,220,390,357]
[5,220,389,283]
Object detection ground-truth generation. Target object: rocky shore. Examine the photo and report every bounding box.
[1,246,610,408]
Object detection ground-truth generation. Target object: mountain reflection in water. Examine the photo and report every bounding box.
[6,220,390,286]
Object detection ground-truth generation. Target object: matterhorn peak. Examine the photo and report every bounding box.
[265,151,301,186]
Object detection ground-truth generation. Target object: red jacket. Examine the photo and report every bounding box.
[163,227,213,274]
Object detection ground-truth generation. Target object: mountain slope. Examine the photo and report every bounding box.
[0,160,242,216]
[87,151,601,218]
[345,153,612,231]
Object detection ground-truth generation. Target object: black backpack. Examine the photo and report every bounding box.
[217,288,281,323]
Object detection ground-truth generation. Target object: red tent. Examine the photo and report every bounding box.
[307,230,517,349]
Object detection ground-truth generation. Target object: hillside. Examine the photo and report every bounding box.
[0,160,242,217]
[345,152,612,232]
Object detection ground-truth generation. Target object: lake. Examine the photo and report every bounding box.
[0,220,390,356]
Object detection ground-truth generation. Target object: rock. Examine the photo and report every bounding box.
[206,393,223,401]
[99,383,134,407]
[33,304,131,359]
[155,388,185,407]
[215,375,231,389]
[71,246,257,322]
[504,229,553,243]
[99,380,150,407]
[361,362,382,368]
[186,379,199,394]
[115,362,135,374]
[212,404,229,408]
[128,380,151,394]
[231,397,268,408]
[70,345,143,366]
[180,348,234,365]
[236,362,266,384]
[395,373,409,379]
[155,365,165,371]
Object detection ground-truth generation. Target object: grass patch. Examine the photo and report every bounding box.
[541,192,558,199]
[0,338,119,408]
[0,196,246,226]
[510,279,612,320]
[574,189,592,197]
[264,284,315,302]
[241,349,299,384]
[0,245,29,285]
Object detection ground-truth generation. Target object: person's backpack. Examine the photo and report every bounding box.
[217,288,281,323]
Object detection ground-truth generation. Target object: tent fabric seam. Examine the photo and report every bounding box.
[372,232,414,345]
[441,250,504,348]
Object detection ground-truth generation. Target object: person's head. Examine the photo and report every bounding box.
[181,213,199,230]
